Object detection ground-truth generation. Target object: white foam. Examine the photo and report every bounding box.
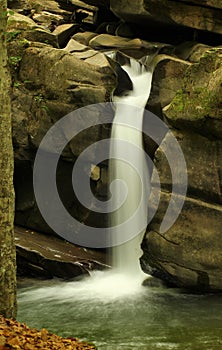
[19,270,148,303]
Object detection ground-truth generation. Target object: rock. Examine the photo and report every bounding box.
[153,131,222,203]
[21,27,59,47]
[110,0,222,35]
[7,0,32,14]
[69,0,98,13]
[143,54,190,159]
[32,11,64,31]
[64,38,113,70]
[53,23,80,47]
[90,164,100,181]
[188,43,212,63]
[142,48,222,291]
[7,11,59,47]
[72,31,98,45]
[87,34,168,63]
[142,276,165,288]
[148,55,191,109]
[89,33,151,50]
[27,0,72,17]
[14,154,110,234]
[16,226,109,279]
[113,61,133,96]
[18,43,115,107]
[143,193,222,291]
[175,0,222,10]
[115,21,134,38]
[8,35,116,233]
[64,38,87,52]
[173,42,212,63]
[76,0,109,6]
[68,0,99,25]
[14,161,35,211]
[7,0,72,25]
[164,47,222,139]
[85,51,113,70]
[7,11,37,31]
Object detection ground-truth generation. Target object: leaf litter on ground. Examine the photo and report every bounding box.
[0,315,96,350]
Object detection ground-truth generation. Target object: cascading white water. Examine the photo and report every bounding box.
[110,56,154,283]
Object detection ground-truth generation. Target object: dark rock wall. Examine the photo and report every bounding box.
[143,48,222,292]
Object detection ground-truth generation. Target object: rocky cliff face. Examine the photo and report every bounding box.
[110,0,222,35]
[142,48,222,292]
[7,0,222,289]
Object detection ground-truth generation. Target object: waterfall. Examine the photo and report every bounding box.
[30,54,156,301]
[109,55,154,282]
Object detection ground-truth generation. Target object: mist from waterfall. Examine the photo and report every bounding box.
[109,56,154,284]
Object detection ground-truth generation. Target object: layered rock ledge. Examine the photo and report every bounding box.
[15,226,108,279]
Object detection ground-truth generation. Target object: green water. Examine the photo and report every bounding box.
[17,274,222,350]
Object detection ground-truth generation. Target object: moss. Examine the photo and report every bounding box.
[168,86,220,121]
[169,89,186,112]
[5,30,21,42]
[174,80,219,112]
[165,48,222,125]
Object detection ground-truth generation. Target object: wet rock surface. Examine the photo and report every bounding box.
[15,226,109,279]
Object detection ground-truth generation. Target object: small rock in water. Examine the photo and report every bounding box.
[142,276,164,288]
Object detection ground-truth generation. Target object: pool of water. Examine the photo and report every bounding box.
[17,272,222,350]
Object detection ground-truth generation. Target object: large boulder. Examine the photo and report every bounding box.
[110,0,222,35]
[153,132,222,203]
[148,55,191,110]
[10,41,116,160]
[144,193,222,291]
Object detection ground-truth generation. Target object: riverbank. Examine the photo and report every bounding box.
[0,315,96,350]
